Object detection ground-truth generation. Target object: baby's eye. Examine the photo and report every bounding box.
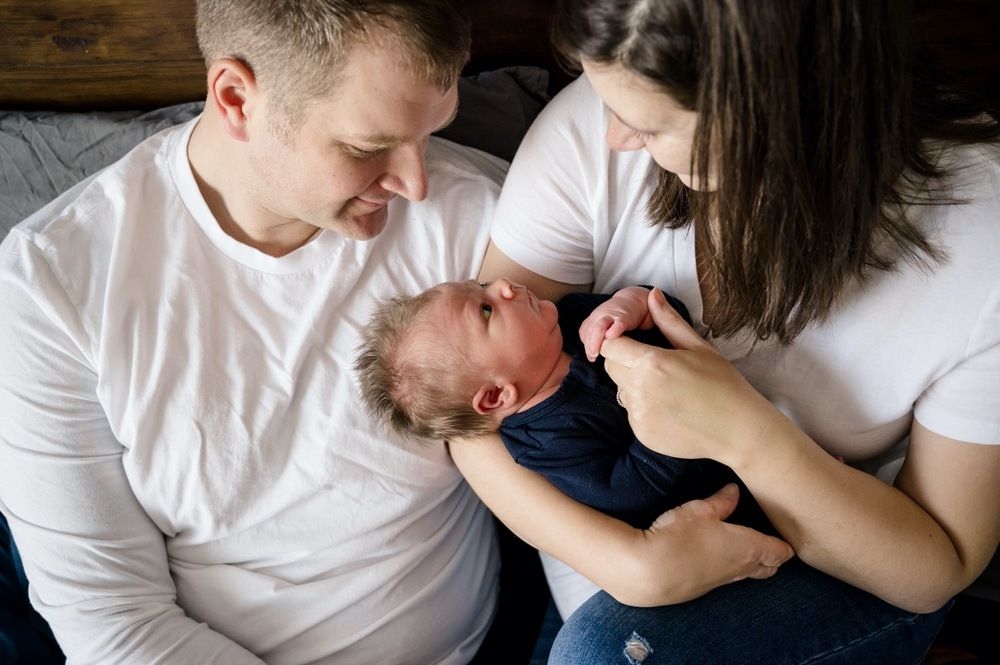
[480,304,493,321]
[477,282,489,289]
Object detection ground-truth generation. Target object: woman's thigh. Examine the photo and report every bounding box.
[549,558,951,665]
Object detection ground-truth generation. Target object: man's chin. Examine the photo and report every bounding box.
[333,207,389,241]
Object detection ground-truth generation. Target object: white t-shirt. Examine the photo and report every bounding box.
[0,119,506,664]
[492,75,1000,616]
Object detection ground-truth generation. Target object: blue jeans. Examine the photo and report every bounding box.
[0,513,64,665]
[549,557,952,664]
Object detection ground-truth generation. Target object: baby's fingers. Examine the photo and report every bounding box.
[580,317,613,361]
[605,319,626,341]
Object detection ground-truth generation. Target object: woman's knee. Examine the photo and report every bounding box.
[548,593,660,665]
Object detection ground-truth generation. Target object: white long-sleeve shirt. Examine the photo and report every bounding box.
[0,118,506,664]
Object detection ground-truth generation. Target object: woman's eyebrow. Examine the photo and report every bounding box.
[608,106,657,135]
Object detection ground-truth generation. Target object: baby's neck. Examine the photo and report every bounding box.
[515,350,572,414]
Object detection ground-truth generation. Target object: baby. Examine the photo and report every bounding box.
[355,278,755,529]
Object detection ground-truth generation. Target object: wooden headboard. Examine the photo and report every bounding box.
[0,0,997,112]
[0,0,564,111]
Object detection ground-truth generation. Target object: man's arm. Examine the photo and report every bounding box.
[0,239,263,664]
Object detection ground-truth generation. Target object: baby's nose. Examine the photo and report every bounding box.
[504,281,526,299]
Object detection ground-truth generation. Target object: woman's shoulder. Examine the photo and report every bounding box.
[523,75,606,140]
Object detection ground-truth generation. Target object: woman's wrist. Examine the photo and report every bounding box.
[724,398,812,479]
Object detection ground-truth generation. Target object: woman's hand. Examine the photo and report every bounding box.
[601,288,784,468]
[627,483,794,606]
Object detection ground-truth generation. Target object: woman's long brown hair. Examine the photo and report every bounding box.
[554,0,999,342]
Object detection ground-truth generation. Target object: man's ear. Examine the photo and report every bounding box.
[206,57,258,143]
[472,382,519,418]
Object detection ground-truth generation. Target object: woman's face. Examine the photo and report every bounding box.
[582,59,714,191]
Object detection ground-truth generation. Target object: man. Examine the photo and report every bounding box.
[0,1,510,662]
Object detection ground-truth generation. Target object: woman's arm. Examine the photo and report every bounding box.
[478,243,587,302]
[737,410,1000,614]
[449,432,794,607]
[603,288,1000,613]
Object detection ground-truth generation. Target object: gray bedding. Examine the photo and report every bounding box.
[0,66,549,239]
[0,103,203,236]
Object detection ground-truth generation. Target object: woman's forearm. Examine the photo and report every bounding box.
[449,433,794,607]
[450,433,676,604]
[733,414,1000,613]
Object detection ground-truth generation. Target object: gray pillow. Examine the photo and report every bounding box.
[0,66,549,237]
[436,66,550,162]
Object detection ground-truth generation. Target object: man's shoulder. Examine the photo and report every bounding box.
[0,122,190,310]
[425,137,508,188]
[9,123,185,246]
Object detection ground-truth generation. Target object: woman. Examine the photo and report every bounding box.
[452,0,1000,662]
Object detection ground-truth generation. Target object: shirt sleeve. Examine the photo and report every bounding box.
[0,233,265,664]
[914,281,1000,444]
[489,76,606,286]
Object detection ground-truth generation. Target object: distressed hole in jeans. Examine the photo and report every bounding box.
[623,630,653,663]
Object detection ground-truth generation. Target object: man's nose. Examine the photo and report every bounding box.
[378,140,429,202]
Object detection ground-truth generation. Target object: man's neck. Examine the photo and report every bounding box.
[187,113,318,258]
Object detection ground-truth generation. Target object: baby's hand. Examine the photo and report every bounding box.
[579,287,653,361]
[580,314,628,361]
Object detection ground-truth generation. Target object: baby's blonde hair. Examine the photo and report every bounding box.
[355,288,496,442]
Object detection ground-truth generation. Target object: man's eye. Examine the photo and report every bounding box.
[346,145,383,159]
[480,304,493,321]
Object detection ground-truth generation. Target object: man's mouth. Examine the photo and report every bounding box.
[356,196,391,209]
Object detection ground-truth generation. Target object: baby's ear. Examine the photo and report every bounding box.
[472,383,518,417]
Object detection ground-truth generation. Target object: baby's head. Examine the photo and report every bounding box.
[355,278,563,441]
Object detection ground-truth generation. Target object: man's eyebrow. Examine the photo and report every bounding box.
[348,101,461,148]
[347,133,405,149]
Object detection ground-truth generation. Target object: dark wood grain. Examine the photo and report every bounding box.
[0,0,205,109]
[0,0,996,112]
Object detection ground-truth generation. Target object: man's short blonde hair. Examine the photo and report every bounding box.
[196,0,470,119]
[355,288,497,442]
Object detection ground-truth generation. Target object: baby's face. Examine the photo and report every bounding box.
[426,279,563,382]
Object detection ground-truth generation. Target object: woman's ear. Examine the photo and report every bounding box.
[206,57,259,143]
[471,382,519,418]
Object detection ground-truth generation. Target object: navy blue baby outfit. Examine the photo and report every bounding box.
[498,291,754,529]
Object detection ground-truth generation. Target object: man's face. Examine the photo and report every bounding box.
[243,42,459,241]
[425,279,563,390]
